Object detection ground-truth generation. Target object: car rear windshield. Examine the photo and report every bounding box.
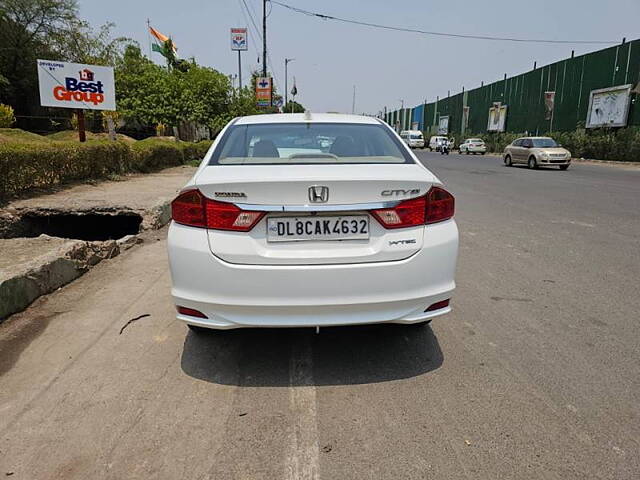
[532,138,558,147]
[469,139,484,143]
[410,134,423,139]
[209,123,414,165]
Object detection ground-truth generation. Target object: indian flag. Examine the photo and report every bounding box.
[149,26,177,57]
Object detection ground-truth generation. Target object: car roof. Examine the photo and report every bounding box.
[520,136,553,139]
[234,113,381,125]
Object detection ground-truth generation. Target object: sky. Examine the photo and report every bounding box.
[78,0,640,115]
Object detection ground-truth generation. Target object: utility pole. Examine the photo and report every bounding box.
[352,85,356,114]
[262,0,267,77]
[285,58,294,106]
[237,50,242,90]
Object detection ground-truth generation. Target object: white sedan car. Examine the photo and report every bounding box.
[168,113,459,331]
[459,138,487,154]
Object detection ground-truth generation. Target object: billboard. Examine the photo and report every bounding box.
[37,59,115,111]
[487,103,507,132]
[230,28,248,51]
[586,84,632,128]
[255,76,272,107]
[438,115,449,134]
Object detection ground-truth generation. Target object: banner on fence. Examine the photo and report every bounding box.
[438,115,449,134]
[544,92,555,121]
[487,103,507,132]
[586,84,632,128]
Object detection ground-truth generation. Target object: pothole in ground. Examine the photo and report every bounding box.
[11,212,143,241]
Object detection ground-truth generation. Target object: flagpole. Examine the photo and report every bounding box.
[147,19,152,58]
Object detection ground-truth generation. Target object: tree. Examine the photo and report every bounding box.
[283,101,305,113]
[0,0,77,114]
[49,20,132,65]
[115,45,232,133]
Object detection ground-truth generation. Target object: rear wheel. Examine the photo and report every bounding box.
[528,156,538,169]
[559,164,569,170]
[505,155,512,166]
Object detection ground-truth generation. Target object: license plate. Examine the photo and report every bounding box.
[267,215,369,242]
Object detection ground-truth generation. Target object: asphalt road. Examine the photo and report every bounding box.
[1,152,639,479]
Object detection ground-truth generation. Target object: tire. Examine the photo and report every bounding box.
[559,164,569,170]
[528,156,538,169]
[505,155,512,166]
[187,324,210,334]
[481,152,485,155]
[465,150,469,155]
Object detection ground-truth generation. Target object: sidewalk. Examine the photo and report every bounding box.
[0,165,195,321]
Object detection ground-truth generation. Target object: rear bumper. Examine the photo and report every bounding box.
[168,220,458,329]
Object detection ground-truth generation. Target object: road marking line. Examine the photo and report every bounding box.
[285,338,320,480]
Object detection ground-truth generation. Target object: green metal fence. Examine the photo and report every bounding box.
[386,39,640,137]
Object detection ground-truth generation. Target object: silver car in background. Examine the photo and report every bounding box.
[503,137,571,170]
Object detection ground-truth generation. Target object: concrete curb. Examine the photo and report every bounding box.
[0,238,120,321]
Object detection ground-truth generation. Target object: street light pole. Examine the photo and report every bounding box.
[285,58,294,106]
[262,0,267,78]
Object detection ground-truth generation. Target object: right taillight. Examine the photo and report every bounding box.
[171,189,264,231]
[425,186,455,224]
[371,186,454,229]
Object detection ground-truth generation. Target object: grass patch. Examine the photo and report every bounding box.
[46,130,137,143]
[0,128,51,144]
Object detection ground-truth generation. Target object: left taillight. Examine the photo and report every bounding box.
[171,189,264,232]
[171,189,207,228]
[371,186,455,229]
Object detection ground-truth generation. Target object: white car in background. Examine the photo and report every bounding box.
[168,113,458,331]
[459,138,487,155]
[400,130,425,149]
[428,135,449,152]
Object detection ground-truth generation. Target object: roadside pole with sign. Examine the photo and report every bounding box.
[230,28,248,89]
[36,59,116,142]
[256,76,272,108]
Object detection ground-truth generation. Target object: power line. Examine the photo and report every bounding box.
[237,0,258,48]
[241,0,263,44]
[270,1,619,45]
[239,0,280,89]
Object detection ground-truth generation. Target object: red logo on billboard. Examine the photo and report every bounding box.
[79,69,94,81]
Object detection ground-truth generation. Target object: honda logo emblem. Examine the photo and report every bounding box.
[308,185,329,203]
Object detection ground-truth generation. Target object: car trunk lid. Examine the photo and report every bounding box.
[196,164,435,265]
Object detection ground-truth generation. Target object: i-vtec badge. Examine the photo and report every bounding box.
[389,239,417,246]
[381,189,420,197]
